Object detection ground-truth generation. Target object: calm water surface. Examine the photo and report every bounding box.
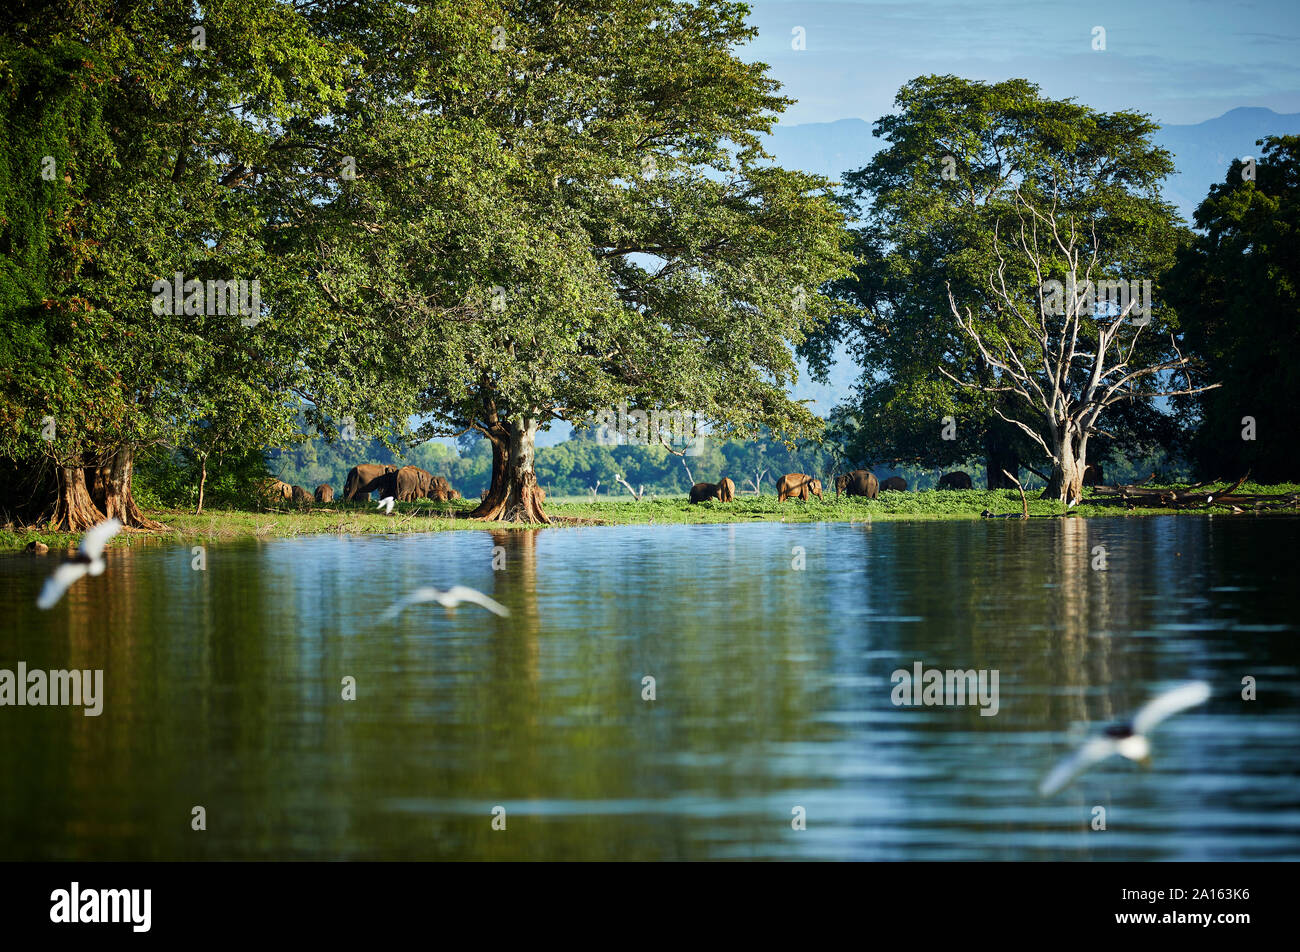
[2,517,1298,860]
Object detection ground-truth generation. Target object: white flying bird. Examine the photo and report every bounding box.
[1038,681,1211,796]
[376,496,395,515]
[37,518,123,610]
[379,585,510,621]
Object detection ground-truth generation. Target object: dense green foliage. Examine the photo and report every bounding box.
[0,0,853,526]
[0,7,1293,526]
[809,76,1193,489]
[1167,136,1300,481]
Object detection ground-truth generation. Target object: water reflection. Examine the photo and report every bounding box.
[1,517,1298,859]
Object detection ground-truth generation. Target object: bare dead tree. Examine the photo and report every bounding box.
[942,183,1220,504]
[613,473,646,501]
[742,467,767,495]
[680,456,694,487]
[587,480,600,501]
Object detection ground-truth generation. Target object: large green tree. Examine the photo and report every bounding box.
[810,76,1191,492]
[1,0,355,528]
[1167,136,1300,482]
[311,0,854,523]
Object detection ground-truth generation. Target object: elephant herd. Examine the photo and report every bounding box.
[687,469,981,504]
[343,463,462,502]
[257,463,462,507]
[832,469,975,497]
[258,478,334,504]
[258,461,1105,510]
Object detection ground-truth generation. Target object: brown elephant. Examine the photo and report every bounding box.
[428,475,454,501]
[880,476,908,492]
[344,463,398,501]
[937,471,972,490]
[1083,462,1104,487]
[835,470,878,500]
[689,479,734,504]
[447,489,462,500]
[315,484,335,503]
[777,473,823,502]
[396,465,438,501]
[291,484,312,503]
[256,477,293,504]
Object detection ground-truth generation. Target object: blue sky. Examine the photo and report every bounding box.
[743,0,1300,127]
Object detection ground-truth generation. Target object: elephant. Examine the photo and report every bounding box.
[396,465,438,502]
[937,471,973,490]
[689,481,718,503]
[689,479,734,504]
[447,489,462,500]
[257,477,293,504]
[777,473,823,502]
[396,471,457,502]
[291,484,312,503]
[315,484,334,503]
[428,475,454,501]
[880,476,908,492]
[835,469,878,500]
[1083,462,1104,487]
[344,463,398,501]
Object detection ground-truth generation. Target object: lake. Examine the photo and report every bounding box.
[2,517,1298,860]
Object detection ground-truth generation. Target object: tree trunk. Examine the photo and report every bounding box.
[984,425,1020,489]
[84,455,110,510]
[101,445,165,529]
[196,455,207,515]
[48,464,106,532]
[473,417,550,524]
[470,424,509,518]
[1042,432,1086,504]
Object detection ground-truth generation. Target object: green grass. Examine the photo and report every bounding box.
[4,482,1297,552]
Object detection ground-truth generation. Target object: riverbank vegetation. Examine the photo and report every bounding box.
[6,481,1298,553]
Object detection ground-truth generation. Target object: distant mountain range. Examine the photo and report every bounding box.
[764,106,1300,416]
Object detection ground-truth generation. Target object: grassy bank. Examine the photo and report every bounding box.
[4,482,1299,552]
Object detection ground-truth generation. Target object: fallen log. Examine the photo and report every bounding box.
[1086,473,1299,512]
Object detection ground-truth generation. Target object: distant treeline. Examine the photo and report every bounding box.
[126,424,1179,510]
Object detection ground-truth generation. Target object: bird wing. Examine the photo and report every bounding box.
[1132,681,1211,736]
[37,562,91,610]
[79,517,122,559]
[1038,736,1119,797]
[377,587,440,622]
[442,585,509,617]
